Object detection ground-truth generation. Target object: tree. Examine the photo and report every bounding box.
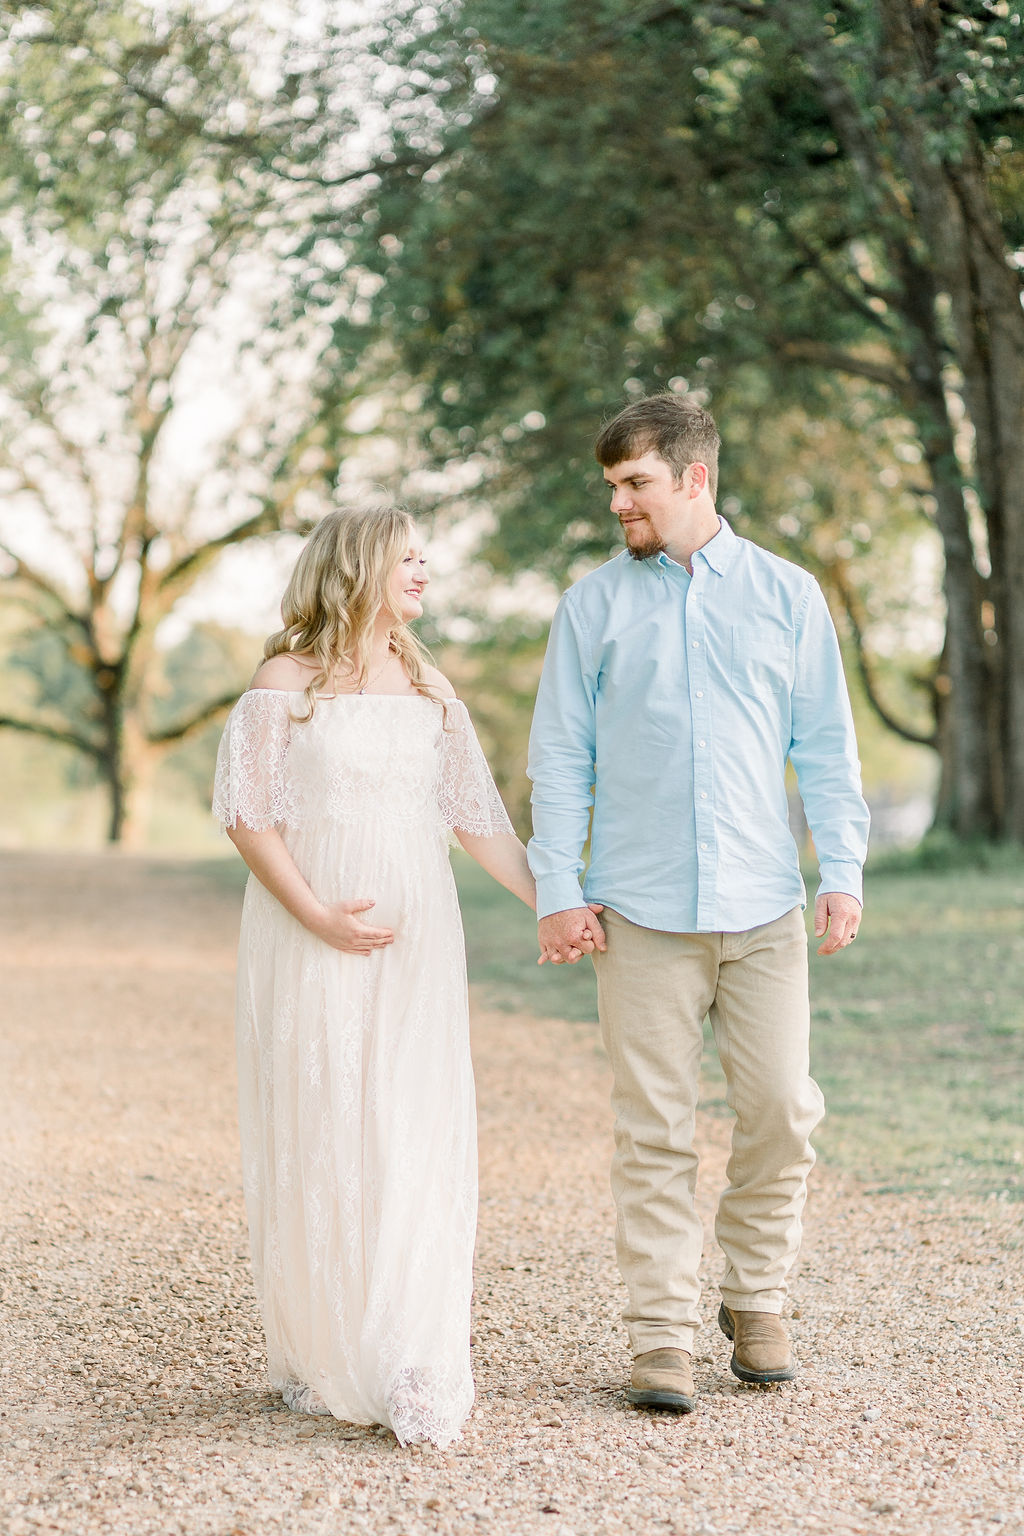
[352,0,1024,840]
[0,1,373,840]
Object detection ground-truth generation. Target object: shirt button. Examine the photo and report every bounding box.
[695,690,704,698]
[698,740,706,748]
[700,843,709,850]
[700,792,708,799]
[692,641,700,649]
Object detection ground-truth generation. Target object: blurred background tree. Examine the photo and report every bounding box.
[0,0,382,841]
[352,0,1024,841]
[1,0,1021,849]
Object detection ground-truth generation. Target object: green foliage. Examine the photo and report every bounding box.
[3,0,1022,842]
[151,625,257,739]
[356,1,905,570]
[350,0,1024,842]
[7,619,101,734]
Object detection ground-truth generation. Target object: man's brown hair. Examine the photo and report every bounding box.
[595,393,721,501]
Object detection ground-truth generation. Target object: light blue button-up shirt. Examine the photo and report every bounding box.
[527,518,870,932]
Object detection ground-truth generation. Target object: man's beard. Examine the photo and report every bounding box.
[622,520,666,561]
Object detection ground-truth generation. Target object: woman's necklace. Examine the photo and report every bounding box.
[357,643,394,695]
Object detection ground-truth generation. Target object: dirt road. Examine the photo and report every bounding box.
[0,850,1021,1536]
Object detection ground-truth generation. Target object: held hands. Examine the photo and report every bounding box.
[537,906,607,966]
[540,897,860,961]
[311,898,395,956]
[814,891,862,955]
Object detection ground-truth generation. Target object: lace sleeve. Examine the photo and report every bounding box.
[212,690,295,831]
[438,700,516,837]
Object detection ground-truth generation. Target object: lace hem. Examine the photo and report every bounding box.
[277,1373,470,1446]
[281,1380,332,1416]
[387,1366,472,1449]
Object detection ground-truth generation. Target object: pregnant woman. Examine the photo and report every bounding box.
[213,504,535,1448]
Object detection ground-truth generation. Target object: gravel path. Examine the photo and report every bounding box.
[1,850,1021,1536]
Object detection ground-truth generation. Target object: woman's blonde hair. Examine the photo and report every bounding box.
[264,503,444,720]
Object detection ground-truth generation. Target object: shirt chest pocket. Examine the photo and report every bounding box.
[730,625,795,701]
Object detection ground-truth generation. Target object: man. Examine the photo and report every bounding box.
[527,394,869,1413]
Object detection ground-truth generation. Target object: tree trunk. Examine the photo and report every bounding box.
[117,716,162,849]
[845,0,1024,840]
[944,165,1024,838]
[879,13,1024,837]
[98,676,126,844]
[105,766,126,843]
[895,262,998,837]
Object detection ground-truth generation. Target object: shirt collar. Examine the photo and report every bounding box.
[650,516,738,578]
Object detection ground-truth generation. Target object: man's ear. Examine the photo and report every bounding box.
[686,462,709,496]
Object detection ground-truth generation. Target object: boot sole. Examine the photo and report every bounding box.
[717,1303,796,1384]
[626,1387,696,1413]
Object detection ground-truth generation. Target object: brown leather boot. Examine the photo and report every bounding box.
[718,1303,795,1383]
[626,1348,696,1413]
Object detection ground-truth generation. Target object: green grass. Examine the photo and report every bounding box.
[454,854,1024,1199]
[805,865,1024,1198]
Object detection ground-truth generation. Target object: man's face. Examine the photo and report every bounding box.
[602,450,692,561]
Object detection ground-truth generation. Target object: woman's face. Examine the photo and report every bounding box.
[389,525,429,622]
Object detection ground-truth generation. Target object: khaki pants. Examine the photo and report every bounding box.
[591,905,825,1357]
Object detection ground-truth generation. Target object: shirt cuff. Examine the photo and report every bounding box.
[535,872,588,921]
[816,860,864,906]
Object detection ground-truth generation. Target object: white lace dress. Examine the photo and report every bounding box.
[212,690,513,1448]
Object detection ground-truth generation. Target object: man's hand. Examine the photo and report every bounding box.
[538,906,607,966]
[814,891,862,955]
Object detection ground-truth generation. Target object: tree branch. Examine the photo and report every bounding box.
[17,389,101,520]
[0,452,94,564]
[0,543,89,632]
[146,689,243,746]
[768,212,900,336]
[778,339,912,396]
[704,1,773,21]
[156,504,313,604]
[28,35,285,155]
[831,560,937,748]
[35,29,452,193]
[109,233,253,642]
[0,714,103,759]
[271,146,449,189]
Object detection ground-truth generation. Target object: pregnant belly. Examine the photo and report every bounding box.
[361,885,405,933]
[291,823,452,940]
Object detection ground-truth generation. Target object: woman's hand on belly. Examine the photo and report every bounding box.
[309,898,396,956]
[225,822,395,953]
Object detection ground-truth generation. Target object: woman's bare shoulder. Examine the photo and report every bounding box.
[248,653,319,692]
[422,665,457,699]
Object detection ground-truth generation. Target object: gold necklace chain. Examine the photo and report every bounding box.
[357,642,394,695]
